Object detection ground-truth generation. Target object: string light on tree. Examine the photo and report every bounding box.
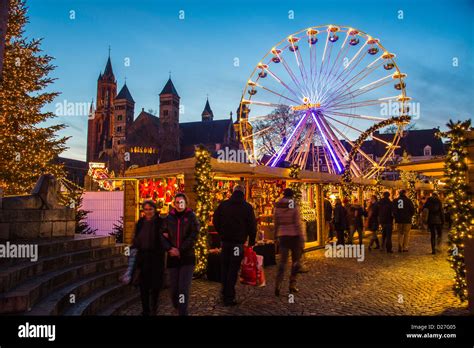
[436,119,474,302]
[192,145,212,276]
[289,164,302,207]
[0,0,68,195]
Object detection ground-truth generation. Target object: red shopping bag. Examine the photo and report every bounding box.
[240,246,258,286]
[256,254,266,287]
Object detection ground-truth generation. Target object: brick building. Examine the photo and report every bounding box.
[86,57,238,175]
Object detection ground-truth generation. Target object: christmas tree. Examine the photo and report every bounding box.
[0,0,68,195]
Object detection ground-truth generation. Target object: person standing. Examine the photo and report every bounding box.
[324,193,334,243]
[392,190,415,253]
[333,198,348,246]
[378,191,394,253]
[160,193,199,316]
[348,198,365,245]
[213,185,256,306]
[273,188,305,296]
[130,201,166,316]
[423,192,445,254]
[367,195,380,250]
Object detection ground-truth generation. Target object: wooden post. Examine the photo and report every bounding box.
[183,172,197,210]
[123,179,139,244]
[358,186,363,204]
[315,184,324,247]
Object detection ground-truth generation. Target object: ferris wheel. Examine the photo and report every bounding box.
[238,24,411,179]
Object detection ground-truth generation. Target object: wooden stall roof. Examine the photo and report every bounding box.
[395,157,446,178]
[123,157,437,189]
[124,157,381,185]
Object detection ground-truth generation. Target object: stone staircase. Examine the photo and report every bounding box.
[0,235,139,315]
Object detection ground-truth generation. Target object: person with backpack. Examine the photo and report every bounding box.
[378,191,394,253]
[392,190,415,252]
[213,184,257,306]
[423,192,445,254]
[273,188,304,296]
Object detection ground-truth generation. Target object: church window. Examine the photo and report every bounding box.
[424,145,432,156]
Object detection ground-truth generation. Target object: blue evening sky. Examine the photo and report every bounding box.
[25,0,474,160]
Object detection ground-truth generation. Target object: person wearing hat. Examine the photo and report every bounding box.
[273,188,304,296]
[213,184,257,306]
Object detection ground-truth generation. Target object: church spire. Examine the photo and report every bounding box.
[103,56,114,77]
[201,97,214,121]
[159,77,179,97]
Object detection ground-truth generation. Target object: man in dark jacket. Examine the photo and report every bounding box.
[213,184,256,306]
[348,198,365,245]
[323,193,333,242]
[333,198,347,245]
[423,192,445,254]
[392,189,415,252]
[378,191,394,253]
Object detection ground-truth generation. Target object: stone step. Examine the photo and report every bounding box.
[0,244,126,293]
[97,292,140,316]
[0,254,127,314]
[0,235,117,267]
[26,267,127,315]
[63,282,135,316]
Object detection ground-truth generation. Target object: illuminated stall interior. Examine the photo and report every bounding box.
[122,157,381,250]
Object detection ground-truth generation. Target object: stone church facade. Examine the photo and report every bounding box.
[86,57,239,175]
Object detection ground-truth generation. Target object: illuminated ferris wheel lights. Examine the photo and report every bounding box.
[240,24,408,178]
[367,37,379,44]
[348,28,359,35]
[397,95,411,102]
[382,51,395,59]
[392,71,407,79]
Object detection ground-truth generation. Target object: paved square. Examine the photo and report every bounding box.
[118,231,469,316]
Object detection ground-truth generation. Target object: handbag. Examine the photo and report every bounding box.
[120,248,140,285]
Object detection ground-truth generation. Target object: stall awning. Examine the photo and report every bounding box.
[396,157,446,179]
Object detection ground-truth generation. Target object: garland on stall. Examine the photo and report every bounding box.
[436,120,474,301]
[192,145,212,276]
[288,164,302,207]
[341,115,411,197]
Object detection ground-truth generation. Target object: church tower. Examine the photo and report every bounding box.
[114,82,135,148]
[158,78,180,162]
[86,56,117,163]
[201,97,214,121]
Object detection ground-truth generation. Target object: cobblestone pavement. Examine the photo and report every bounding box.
[118,230,469,316]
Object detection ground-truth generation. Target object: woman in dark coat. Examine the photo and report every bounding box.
[130,200,166,316]
[160,193,199,316]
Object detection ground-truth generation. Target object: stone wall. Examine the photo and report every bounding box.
[0,175,75,240]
